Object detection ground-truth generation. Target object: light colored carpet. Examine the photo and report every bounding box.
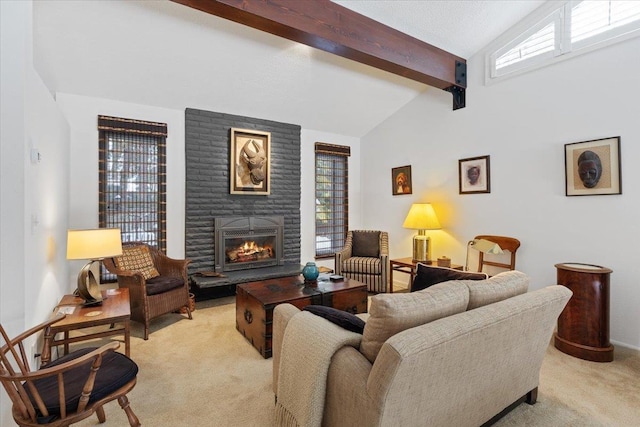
[67,296,639,427]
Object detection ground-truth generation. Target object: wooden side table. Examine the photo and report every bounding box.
[389,257,463,293]
[41,288,131,366]
[554,263,613,362]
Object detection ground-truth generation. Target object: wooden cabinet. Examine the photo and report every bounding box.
[554,263,613,362]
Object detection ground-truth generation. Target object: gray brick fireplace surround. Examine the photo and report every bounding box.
[185,108,302,288]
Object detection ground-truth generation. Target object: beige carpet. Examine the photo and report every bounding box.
[68,296,639,427]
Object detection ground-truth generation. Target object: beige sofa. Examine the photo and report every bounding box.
[272,271,572,427]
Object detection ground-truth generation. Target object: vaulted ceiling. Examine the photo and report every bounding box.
[33,0,545,137]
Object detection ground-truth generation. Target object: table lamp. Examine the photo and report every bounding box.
[403,203,441,263]
[67,228,122,305]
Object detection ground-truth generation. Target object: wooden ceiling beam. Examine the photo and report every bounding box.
[171,0,467,109]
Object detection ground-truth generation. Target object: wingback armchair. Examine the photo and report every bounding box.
[335,230,389,293]
[103,242,192,340]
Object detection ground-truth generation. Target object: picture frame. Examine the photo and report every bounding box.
[564,136,621,196]
[230,128,271,195]
[459,155,490,194]
[392,165,412,195]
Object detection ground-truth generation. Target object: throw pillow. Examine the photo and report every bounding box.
[351,231,380,257]
[114,245,160,280]
[411,263,487,292]
[462,270,529,310]
[360,281,469,363]
[303,305,365,334]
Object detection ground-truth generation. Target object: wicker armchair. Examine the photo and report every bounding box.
[335,230,389,293]
[103,242,192,340]
[0,316,140,427]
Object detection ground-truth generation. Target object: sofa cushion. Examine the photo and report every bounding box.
[461,270,529,310]
[303,305,365,334]
[411,263,487,292]
[115,245,159,280]
[351,231,380,257]
[360,281,469,363]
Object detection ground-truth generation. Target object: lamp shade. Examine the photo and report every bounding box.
[66,228,123,260]
[402,203,442,230]
[471,238,504,254]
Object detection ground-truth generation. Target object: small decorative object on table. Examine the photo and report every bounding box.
[437,256,451,268]
[302,262,320,286]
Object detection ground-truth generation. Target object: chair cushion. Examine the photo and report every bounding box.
[351,231,380,257]
[360,281,469,363]
[27,347,138,418]
[115,245,160,280]
[303,305,365,334]
[411,263,487,292]
[462,270,530,310]
[341,257,382,275]
[145,275,185,295]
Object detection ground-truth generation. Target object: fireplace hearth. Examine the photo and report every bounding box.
[215,216,284,272]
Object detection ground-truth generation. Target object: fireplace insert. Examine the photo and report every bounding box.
[214,216,284,272]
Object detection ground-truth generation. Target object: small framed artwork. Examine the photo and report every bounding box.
[459,155,490,194]
[230,128,271,195]
[564,136,621,196]
[392,165,412,195]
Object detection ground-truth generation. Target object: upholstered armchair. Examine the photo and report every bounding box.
[0,316,140,427]
[103,242,192,340]
[335,230,389,293]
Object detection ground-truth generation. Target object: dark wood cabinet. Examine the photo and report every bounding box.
[554,263,613,362]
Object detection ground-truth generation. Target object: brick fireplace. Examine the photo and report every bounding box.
[184,108,302,288]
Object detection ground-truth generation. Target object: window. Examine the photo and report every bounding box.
[488,1,640,80]
[315,142,350,258]
[98,115,167,258]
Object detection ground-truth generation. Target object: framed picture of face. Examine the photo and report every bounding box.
[230,128,271,195]
[459,155,490,194]
[392,165,412,195]
[564,136,621,196]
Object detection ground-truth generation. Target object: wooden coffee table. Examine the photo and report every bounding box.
[236,275,367,358]
[41,288,131,366]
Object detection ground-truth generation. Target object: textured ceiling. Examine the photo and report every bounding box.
[33,0,546,137]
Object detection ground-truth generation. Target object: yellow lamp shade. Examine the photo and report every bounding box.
[402,203,441,230]
[66,228,123,260]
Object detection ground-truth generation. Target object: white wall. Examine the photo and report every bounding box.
[300,129,362,271]
[1,1,70,423]
[361,37,640,349]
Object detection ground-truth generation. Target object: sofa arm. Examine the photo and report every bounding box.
[323,346,377,426]
[272,303,301,396]
[334,247,352,275]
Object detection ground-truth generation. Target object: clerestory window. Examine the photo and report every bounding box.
[487,1,640,81]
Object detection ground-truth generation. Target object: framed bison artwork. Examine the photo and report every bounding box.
[392,165,412,195]
[230,128,271,195]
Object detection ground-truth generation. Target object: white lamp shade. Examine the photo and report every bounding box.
[66,228,123,260]
[471,238,504,254]
[403,203,442,230]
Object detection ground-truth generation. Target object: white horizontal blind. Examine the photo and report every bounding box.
[496,21,556,70]
[572,1,640,43]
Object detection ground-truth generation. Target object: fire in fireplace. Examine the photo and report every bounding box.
[214,216,284,272]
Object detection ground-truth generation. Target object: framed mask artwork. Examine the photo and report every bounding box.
[230,128,271,195]
[564,137,621,196]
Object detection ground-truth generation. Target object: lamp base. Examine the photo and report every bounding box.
[412,234,431,263]
[76,261,103,305]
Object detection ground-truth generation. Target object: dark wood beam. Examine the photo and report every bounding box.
[171,0,467,109]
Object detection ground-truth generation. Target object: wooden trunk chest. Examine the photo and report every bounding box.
[236,275,367,358]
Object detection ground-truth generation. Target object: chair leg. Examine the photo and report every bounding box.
[143,323,149,340]
[96,405,106,423]
[185,306,193,320]
[118,395,141,427]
